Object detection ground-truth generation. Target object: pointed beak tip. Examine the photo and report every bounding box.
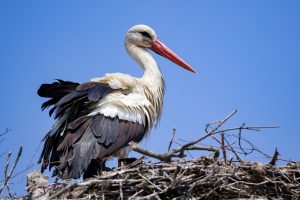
[150,39,197,74]
[188,66,197,73]
[185,65,197,73]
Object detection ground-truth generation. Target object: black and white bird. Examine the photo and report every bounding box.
[38,24,196,179]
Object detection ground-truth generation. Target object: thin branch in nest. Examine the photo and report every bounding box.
[168,127,176,151]
[224,132,287,163]
[4,152,12,181]
[119,180,124,200]
[131,145,172,162]
[171,166,181,186]
[211,133,227,162]
[238,123,247,155]
[49,182,78,200]
[0,128,11,138]
[181,109,238,148]
[221,132,227,163]
[2,151,12,197]
[132,143,218,162]
[0,129,11,145]
[129,189,144,200]
[269,147,280,166]
[224,137,244,165]
[126,156,145,168]
[205,120,222,133]
[138,173,163,192]
[0,146,22,197]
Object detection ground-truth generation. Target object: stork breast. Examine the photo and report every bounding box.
[88,92,152,126]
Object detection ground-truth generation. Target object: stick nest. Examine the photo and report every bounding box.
[24,157,300,200]
[16,111,299,199]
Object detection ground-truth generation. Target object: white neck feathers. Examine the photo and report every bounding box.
[125,42,165,123]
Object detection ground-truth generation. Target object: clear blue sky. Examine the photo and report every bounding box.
[1,0,300,196]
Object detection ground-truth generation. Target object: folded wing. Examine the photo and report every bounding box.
[38,80,146,179]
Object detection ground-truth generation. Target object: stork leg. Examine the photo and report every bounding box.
[118,157,137,168]
[83,159,110,180]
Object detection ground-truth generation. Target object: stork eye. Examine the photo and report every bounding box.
[139,31,152,39]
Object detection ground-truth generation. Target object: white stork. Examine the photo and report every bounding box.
[38,24,196,179]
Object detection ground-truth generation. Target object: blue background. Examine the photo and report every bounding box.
[0,1,299,196]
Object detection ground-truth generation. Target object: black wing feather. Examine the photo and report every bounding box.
[61,114,145,179]
[87,84,111,101]
[38,80,79,98]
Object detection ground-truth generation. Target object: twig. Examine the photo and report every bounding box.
[138,173,163,192]
[221,132,227,163]
[132,145,173,162]
[129,189,144,200]
[184,145,218,152]
[179,110,238,149]
[168,128,176,151]
[224,137,244,164]
[127,156,145,168]
[0,129,11,145]
[217,125,279,134]
[3,152,12,183]
[132,143,218,162]
[0,128,11,137]
[238,123,247,155]
[171,166,180,186]
[1,151,11,196]
[119,180,123,200]
[0,147,22,195]
[49,182,78,199]
[269,148,280,166]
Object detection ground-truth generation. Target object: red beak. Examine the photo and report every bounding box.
[150,39,196,73]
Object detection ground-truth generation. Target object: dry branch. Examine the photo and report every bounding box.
[269,148,280,166]
[0,128,11,138]
[167,128,176,151]
[0,146,23,197]
[131,110,277,165]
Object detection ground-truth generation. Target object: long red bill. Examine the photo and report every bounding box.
[150,39,196,73]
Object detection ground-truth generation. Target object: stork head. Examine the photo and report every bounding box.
[126,24,196,73]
